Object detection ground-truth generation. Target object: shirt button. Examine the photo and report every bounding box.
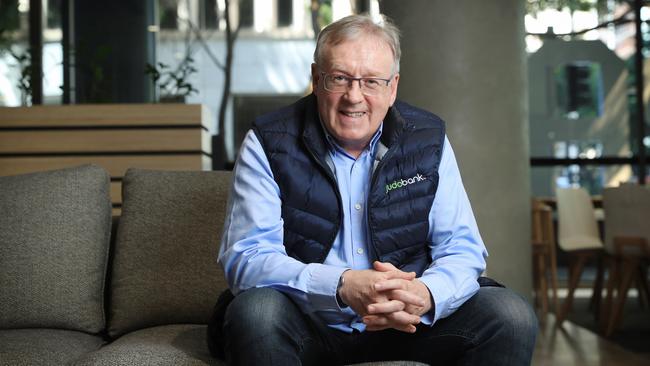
[354,203,362,210]
[357,248,364,255]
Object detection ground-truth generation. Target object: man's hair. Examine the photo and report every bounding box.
[313,13,401,74]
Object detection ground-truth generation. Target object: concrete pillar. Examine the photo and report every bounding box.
[381,1,532,298]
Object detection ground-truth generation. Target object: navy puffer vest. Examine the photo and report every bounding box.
[252,94,445,276]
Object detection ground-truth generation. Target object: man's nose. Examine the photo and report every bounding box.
[344,79,364,102]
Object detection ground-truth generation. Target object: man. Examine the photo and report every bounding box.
[209,14,537,366]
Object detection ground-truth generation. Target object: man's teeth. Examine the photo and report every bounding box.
[343,111,365,117]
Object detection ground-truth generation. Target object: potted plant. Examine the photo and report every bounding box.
[145,54,198,103]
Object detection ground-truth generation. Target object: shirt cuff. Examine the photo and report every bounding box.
[420,313,434,326]
[307,264,350,312]
[418,274,454,324]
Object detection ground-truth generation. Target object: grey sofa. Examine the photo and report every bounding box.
[0,164,426,366]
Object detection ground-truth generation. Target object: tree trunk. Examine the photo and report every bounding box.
[310,0,321,39]
[214,0,238,170]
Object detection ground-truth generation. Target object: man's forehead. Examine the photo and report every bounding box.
[326,62,387,76]
[326,34,392,53]
[320,36,394,71]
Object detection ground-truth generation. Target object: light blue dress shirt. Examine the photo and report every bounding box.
[218,125,488,333]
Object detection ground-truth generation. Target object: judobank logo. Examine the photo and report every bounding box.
[385,174,427,194]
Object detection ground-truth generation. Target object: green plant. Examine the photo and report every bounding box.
[8,48,32,106]
[145,55,198,101]
[1,1,31,105]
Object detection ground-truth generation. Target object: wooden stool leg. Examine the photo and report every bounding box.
[538,253,548,322]
[550,244,560,315]
[605,258,638,336]
[590,254,605,321]
[635,266,650,308]
[557,254,588,325]
[600,255,618,334]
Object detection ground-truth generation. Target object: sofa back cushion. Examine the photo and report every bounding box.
[0,165,111,333]
[108,169,231,338]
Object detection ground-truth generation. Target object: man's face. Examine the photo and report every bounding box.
[312,35,399,157]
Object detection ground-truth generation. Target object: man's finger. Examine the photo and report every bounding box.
[374,278,409,291]
[363,315,387,326]
[366,324,416,333]
[389,310,421,326]
[367,299,405,314]
[373,262,416,281]
[373,261,398,272]
[363,313,419,333]
[378,288,426,307]
[382,270,416,281]
[374,280,427,308]
[373,262,416,279]
[363,311,420,326]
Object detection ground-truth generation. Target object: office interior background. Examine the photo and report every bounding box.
[1,1,649,365]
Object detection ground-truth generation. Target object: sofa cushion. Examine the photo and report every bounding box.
[0,165,111,333]
[108,169,231,337]
[0,328,105,366]
[73,324,222,366]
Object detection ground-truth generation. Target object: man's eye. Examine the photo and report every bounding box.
[331,75,348,83]
[364,79,380,87]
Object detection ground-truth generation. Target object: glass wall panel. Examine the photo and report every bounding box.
[44,0,62,104]
[531,164,635,197]
[0,0,27,106]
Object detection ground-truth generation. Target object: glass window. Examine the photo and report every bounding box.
[277,0,292,27]
[355,0,370,14]
[46,0,62,29]
[531,164,635,197]
[201,0,219,29]
[554,61,604,120]
[0,0,62,105]
[239,0,253,28]
[529,57,631,160]
[1,0,21,32]
[43,0,62,104]
[0,0,24,106]
[160,0,179,30]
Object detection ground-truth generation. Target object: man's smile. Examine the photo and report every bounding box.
[340,110,367,118]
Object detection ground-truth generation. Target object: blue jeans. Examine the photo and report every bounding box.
[218,286,537,366]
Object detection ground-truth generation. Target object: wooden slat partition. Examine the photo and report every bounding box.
[0,104,208,127]
[110,181,122,205]
[0,129,210,153]
[0,104,213,211]
[0,154,210,177]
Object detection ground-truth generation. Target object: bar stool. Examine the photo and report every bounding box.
[555,187,606,325]
[531,199,559,322]
[601,184,650,336]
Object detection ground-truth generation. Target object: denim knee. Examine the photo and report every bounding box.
[222,288,315,365]
[225,288,288,333]
[223,287,308,344]
[481,287,539,345]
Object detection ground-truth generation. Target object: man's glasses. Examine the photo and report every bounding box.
[320,72,392,96]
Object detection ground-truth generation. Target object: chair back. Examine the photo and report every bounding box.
[555,187,603,252]
[602,184,650,255]
[531,199,555,249]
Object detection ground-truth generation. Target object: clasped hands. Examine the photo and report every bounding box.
[337,261,432,333]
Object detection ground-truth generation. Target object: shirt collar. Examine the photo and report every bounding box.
[319,120,384,160]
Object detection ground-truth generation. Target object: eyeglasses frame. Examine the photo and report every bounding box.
[319,71,394,96]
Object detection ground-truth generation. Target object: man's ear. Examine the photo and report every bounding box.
[389,73,400,105]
